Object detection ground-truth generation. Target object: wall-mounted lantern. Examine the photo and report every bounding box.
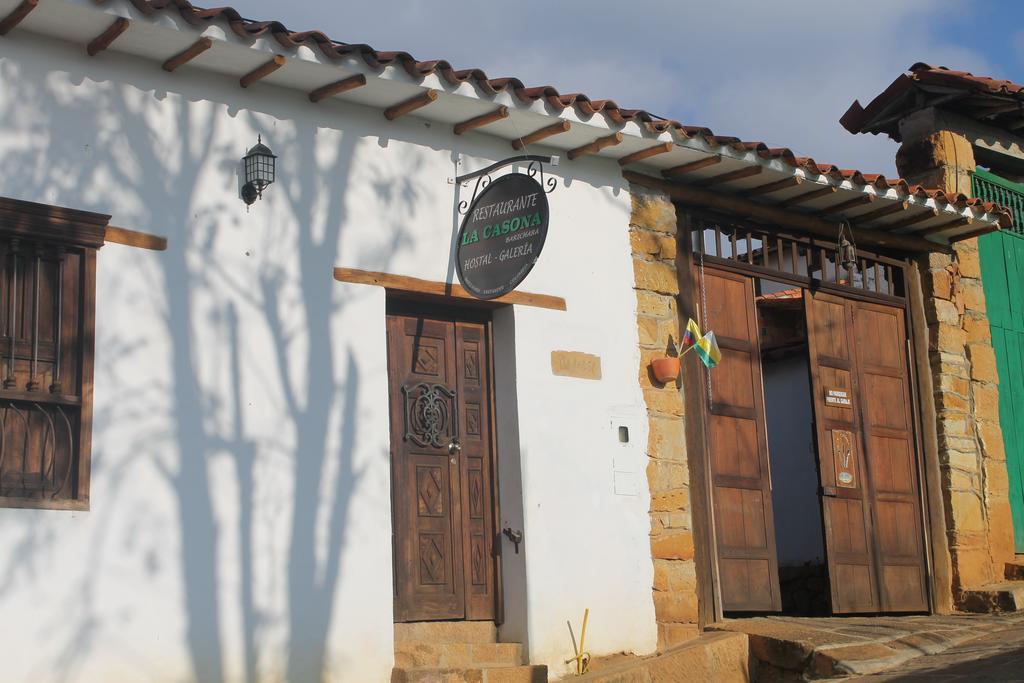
[837,220,858,272]
[241,136,276,206]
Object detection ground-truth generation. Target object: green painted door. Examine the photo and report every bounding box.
[976,169,1024,553]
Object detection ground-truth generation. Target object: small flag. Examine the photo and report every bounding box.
[695,331,722,369]
[681,318,702,351]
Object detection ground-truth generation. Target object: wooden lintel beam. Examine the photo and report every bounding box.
[512,120,571,150]
[916,217,971,236]
[240,55,285,88]
[662,155,721,178]
[309,74,367,103]
[162,37,213,72]
[104,225,168,251]
[333,267,567,311]
[852,200,909,225]
[817,193,875,217]
[618,142,673,166]
[883,209,940,231]
[453,106,509,135]
[694,164,763,187]
[384,89,439,121]
[776,185,837,207]
[87,16,130,57]
[567,132,624,161]
[623,170,953,255]
[0,0,38,36]
[745,176,802,196]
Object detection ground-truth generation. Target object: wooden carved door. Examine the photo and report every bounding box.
[703,268,782,611]
[386,310,498,622]
[805,292,929,613]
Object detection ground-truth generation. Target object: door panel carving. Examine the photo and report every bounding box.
[388,311,498,622]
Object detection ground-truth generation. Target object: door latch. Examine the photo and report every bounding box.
[502,527,523,554]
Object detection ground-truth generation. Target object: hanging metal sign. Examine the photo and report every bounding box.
[455,156,554,300]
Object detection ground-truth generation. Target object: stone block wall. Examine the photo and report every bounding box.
[629,185,700,649]
[899,129,1016,598]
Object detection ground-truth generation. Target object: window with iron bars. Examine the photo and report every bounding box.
[0,220,97,510]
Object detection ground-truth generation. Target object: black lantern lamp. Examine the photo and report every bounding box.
[837,220,858,273]
[241,135,276,206]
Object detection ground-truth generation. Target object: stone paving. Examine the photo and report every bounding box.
[710,613,1024,680]
[858,621,1024,681]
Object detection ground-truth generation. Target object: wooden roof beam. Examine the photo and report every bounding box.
[384,89,439,121]
[618,142,673,166]
[745,176,802,196]
[623,170,954,254]
[567,132,624,161]
[309,74,367,103]
[883,208,940,231]
[162,37,213,72]
[0,0,37,36]
[453,106,509,135]
[240,55,285,88]
[694,165,763,187]
[87,17,129,57]
[817,193,875,218]
[851,200,909,225]
[512,120,571,151]
[917,216,971,236]
[662,155,721,178]
[776,185,838,207]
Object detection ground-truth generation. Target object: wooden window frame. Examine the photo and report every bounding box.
[0,197,107,511]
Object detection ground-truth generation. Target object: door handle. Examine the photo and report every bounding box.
[821,485,839,498]
[502,527,523,554]
[448,439,462,455]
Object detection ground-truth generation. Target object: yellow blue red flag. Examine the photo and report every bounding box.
[681,318,702,350]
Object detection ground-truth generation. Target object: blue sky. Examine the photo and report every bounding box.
[235,0,1022,177]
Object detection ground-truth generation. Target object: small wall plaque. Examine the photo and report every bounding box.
[831,429,857,488]
[551,351,602,380]
[825,386,852,408]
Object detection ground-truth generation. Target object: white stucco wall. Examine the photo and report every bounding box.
[0,22,656,683]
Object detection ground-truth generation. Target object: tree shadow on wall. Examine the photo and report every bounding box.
[0,51,427,682]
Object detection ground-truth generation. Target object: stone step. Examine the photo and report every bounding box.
[395,642,524,668]
[960,581,1024,613]
[391,665,547,683]
[395,621,497,645]
[572,631,750,682]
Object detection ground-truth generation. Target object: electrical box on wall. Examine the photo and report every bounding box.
[609,411,644,497]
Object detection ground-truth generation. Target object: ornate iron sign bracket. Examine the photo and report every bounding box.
[456,154,558,215]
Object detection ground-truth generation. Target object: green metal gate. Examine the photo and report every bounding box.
[974,168,1024,553]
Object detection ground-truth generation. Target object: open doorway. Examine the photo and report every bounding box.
[755,278,831,615]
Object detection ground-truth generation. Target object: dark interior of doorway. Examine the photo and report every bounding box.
[756,277,831,616]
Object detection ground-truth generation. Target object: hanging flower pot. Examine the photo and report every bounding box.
[650,357,681,384]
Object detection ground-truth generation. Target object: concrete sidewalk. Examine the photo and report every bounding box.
[710,613,1024,679]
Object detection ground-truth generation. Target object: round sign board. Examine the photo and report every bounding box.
[456,173,549,299]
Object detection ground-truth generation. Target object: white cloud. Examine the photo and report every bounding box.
[234,0,996,175]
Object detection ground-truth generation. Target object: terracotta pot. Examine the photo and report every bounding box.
[651,357,680,384]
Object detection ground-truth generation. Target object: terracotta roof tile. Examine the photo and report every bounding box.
[842,63,1024,140]
[91,1,1010,226]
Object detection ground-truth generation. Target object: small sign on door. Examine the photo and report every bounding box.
[825,386,852,408]
[831,429,857,488]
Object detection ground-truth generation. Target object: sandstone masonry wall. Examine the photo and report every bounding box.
[899,130,1015,598]
[628,185,701,649]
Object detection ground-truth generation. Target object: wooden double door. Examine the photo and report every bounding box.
[705,268,929,614]
[386,306,499,622]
